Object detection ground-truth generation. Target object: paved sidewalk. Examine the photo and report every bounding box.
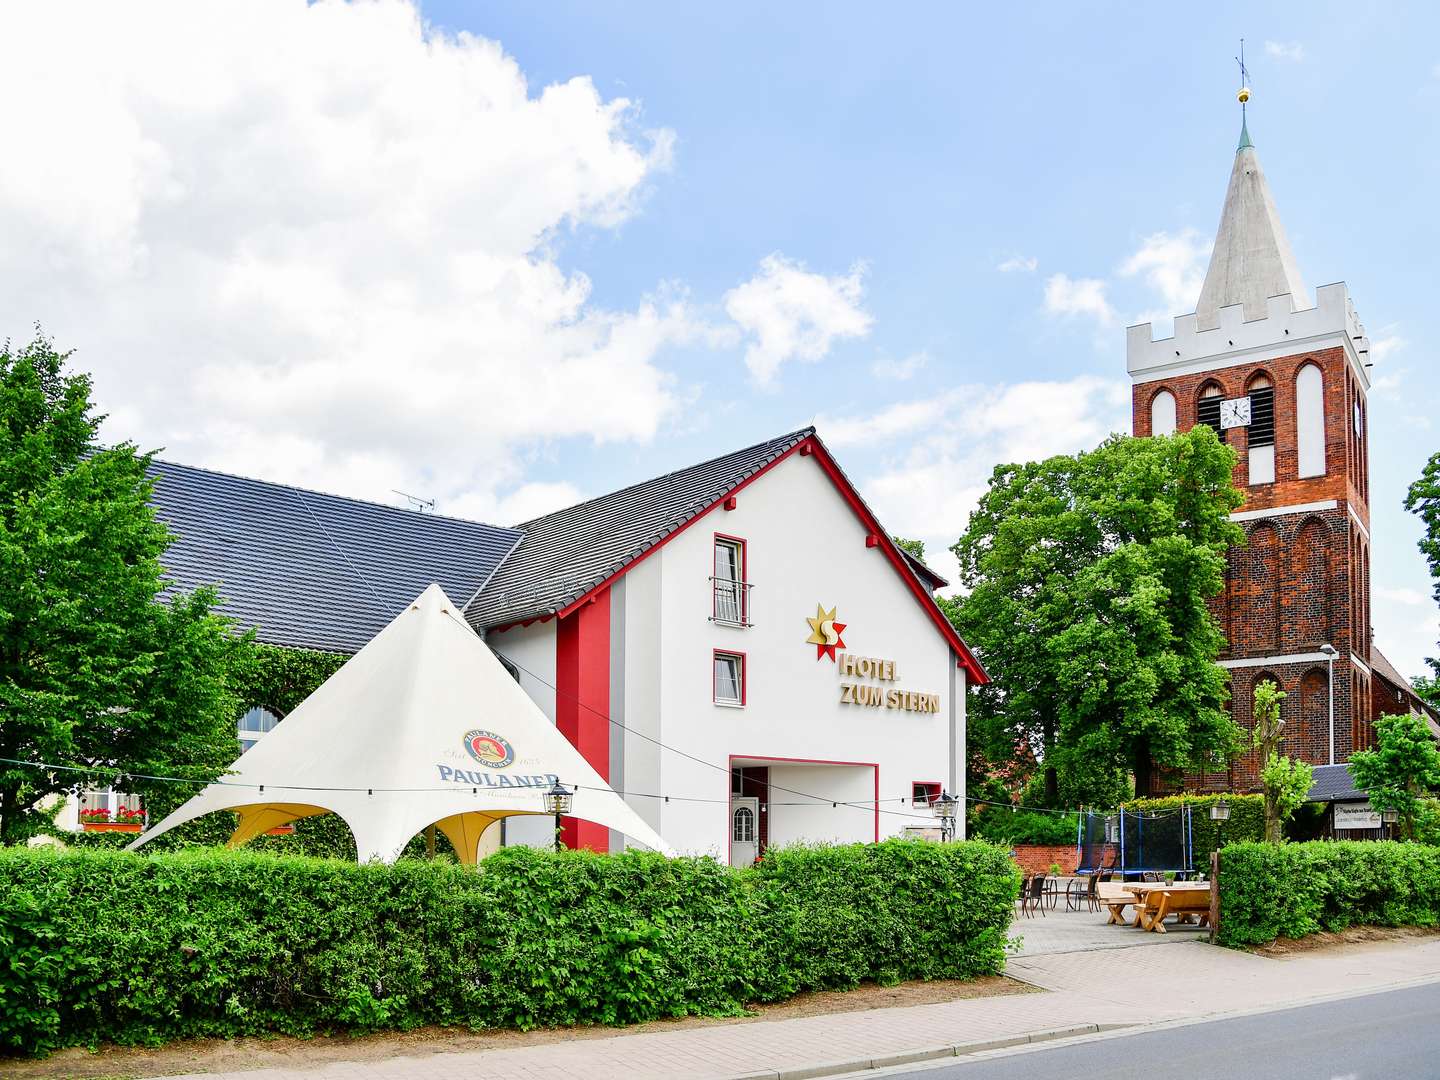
[158,938,1440,1080]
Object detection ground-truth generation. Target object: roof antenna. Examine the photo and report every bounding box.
[392,489,436,514]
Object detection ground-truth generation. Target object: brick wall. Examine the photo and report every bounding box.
[1130,347,1367,522]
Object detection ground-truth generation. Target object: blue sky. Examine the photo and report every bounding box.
[1,1,1436,675]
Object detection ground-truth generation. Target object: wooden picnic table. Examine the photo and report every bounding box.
[1098,881,1210,930]
[1123,883,1211,933]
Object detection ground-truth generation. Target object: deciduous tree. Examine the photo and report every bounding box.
[0,334,249,844]
[1250,679,1311,843]
[1405,452,1440,689]
[950,427,1246,805]
[1350,710,1440,840]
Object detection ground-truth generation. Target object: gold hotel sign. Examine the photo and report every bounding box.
[836,652,940,713]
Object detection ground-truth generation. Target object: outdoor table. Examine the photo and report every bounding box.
[1124,883,1211,933]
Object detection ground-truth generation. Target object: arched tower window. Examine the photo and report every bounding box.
[1149,389,1177,437]
[1196,382,1225,440]
[1296,363,1326,478]
[1247,373,1275,484]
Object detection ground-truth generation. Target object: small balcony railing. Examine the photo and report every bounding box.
[710,577,753,628]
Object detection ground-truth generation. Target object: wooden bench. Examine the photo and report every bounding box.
[1098,882,1135,925]
[1132,886,1211,933]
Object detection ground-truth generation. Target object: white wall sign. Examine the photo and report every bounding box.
[1333,801,1381,830]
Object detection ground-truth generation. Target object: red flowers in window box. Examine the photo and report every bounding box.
[79,808,110,823]
[114,806,146,824]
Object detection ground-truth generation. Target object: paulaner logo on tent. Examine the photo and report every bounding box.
[464,729,514,768]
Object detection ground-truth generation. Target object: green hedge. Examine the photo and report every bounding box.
[0,840,1019,1055]
[1217,841,1440,947]
[970,807,1078,846]
[1124,794,1266,857]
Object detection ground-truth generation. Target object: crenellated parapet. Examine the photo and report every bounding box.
[1127,282,1369,385]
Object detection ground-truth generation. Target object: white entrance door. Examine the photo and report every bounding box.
[731,797,759,867]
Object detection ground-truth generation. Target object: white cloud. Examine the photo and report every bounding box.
[872,350,929,381]
[817,375,1131,581]
[1265,41,1305,62]
[1370,332,1407,362]
[997,255,1038,273]
[0,0,700,518]
[447,480,585,525]
[1043,274,1116,325]
[724,254,872,386]
[1377,586,1433,608]
[1119,229,1210,317]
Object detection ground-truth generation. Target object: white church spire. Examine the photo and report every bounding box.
[1194,96,1307,330]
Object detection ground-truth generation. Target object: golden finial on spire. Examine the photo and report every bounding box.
[1236,39,1251,106]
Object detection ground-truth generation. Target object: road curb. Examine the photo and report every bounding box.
[727,1023,1123,1080]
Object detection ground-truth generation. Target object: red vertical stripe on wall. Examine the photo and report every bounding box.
[555,588,611,852]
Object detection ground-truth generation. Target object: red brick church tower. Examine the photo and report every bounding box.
[1127,113,1377,792]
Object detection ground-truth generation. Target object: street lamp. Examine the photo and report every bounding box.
[1209,799,1231,822]
[1320,643,1338,765]
[1381,807,1399,839]
[544,779,573,852]
[932,790,958,842]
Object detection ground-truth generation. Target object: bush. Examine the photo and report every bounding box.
[1217,841,1440,947]
[0,840,1018,1056]
[969,807,1078,846]
[1124,794,1266,859]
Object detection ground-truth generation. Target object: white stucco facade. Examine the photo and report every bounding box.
[487,448,970,863]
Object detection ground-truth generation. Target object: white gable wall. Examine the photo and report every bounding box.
[625,450,965,860]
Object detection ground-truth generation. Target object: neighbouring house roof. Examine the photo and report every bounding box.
[1305,762,1366,804]
[464,427,815,629]
[149,460,522,654]
[901,548,949,591]
[1369,645,1440,735]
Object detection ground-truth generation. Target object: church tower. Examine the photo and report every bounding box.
[1127,111,1375,793]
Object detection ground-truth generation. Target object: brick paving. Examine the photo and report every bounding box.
[156,935,1440,1080]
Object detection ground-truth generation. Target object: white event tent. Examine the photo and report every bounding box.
[129,584,672,862]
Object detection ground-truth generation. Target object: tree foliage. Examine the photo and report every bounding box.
[0,335,249,844]
[1350,710,1440,840]
[1250,679,1312,843]
[949,427,1245,805]
[1405,452,1440,687]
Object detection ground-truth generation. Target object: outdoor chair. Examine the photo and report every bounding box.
[1018,873,1047,918]
[1141,871,1160,882]
[1065,873,1099,912]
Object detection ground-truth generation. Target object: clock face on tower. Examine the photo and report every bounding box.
[1220,396,1252,429]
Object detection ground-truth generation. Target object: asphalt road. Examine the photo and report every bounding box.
[881,981,1440,1080]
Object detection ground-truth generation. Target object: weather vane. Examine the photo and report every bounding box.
[1235,38,1251,114]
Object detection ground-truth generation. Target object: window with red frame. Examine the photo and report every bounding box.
[712,536,748,626]
[912,781,941,808]
[713,650,745,706]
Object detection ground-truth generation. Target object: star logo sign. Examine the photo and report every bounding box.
[805,604,847,662]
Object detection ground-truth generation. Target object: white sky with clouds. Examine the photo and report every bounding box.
[1,0,1437,679]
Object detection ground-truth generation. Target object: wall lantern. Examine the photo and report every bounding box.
[932,790,958,842]
[1209,799,1231,822]
[544,779,574,852]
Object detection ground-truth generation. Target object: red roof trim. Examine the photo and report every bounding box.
[550,433,989,684]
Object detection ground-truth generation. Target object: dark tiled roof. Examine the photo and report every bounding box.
[149,460,522,654]
[1306,763,1366,803]
[901,548,949,590]
[466,428,814,629]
